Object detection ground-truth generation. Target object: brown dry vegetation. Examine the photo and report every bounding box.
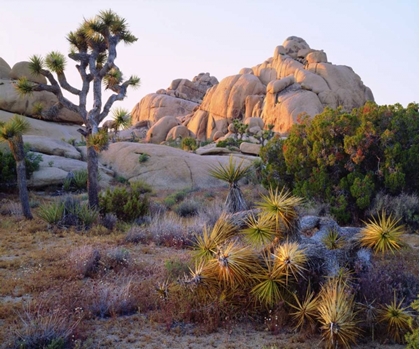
[0,186,416,349]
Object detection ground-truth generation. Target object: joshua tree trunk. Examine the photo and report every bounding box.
[10,138,32,219]
[87,144,99,208]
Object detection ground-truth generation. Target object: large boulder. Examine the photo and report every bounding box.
[131,72,218,126]
[185,74,266,140]
[0,110,83,141]
[9,61,47,84]
[99,142,253,190]
[27,153,113,189]
[145,115,180,144]
[131,93,198,125]
[0,57,11,79]
[23,135,82,160]
[0,79,84,124]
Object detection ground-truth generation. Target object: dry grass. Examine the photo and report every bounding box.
[0,190,415,348]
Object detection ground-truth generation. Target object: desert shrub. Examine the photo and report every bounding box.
[37,201,65,225]
[163,188,193,208]
[68,245,101,278]
[405,297,419,348]
[355,249,419,308]
[260,102,419,224]
[0,147,42,192]
[173,199,199,217]
[10,301,80,349]
[181,137,197,151]
[99,182,150,222]
[216,137,240,148]
[138,153,150,163]
[100,212,118,230]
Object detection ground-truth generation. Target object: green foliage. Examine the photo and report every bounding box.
[37,201,65,225]
[216,137,241,148]
[138,153,150,163]
[405,297,419,348]
[99,181,150,222]
[260,102,419,224]
[180,137,197,151]
[0,147,42,192]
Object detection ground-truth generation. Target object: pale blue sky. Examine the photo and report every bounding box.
[1,0,418,116]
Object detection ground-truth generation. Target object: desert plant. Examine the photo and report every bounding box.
[206,240,257,287]
[379,293,412,343]
[73,169,88,190]
[11,301,80,349]
[99,183,149,222]
[287,286,318,331]
[405,297,419,348]
[208,156,252,213]
[111,107,131,139]
[322,228,345,250]
[251,252,286,308]
[73,203,99,229]
[256,187,303,241]
[358,210,405,254]
[37,201,65,225]
[0,115,33,218]
[138,153,150,163]
[173,199,199,217]
[272,241,307,285]
[241,213,276,248]
[16,10,140,208]
[317,278,359,348]
[356,299,379,342]
[181,137,197,151]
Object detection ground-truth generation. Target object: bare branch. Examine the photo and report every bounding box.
[57,72,81,95]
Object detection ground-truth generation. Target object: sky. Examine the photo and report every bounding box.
[1,0,418,120]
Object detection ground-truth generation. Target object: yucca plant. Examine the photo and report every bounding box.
[287,286,318,332]
[0,115,33,219]
[73,169,88,190]
[272,241,307,285]
[192,214,237,261]
[111,107,131,140]
[379,293,412,343]
[356,299,379,342]
[73,203,99,229]
[256,187,303,241]
[206,240,257,287]
[241,213,277,248]
[322,228,345,250]
[358,210,405,254]
[208,156,251,213]
[37,201,65,225]
[251,252,286,308]
[317,278,359,349]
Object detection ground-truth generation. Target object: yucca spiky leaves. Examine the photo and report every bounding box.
[206,240,257,287]
[45,51,66,74]
[251,252,285,307]
[86,129,109,152]
[192,213,237,261]
[272,241,307,285]
[112,107,131,130]
[241,213,276,248]
[317,278,359,349]
[322,228,345,250]
[208,156,251,213]
[288,286,318,331]
[256,187,303,239]
[358,210,405,254]
[379,293,412,343]
[0,115,31,141]
[15,77,35,96]
[28,55,44,75]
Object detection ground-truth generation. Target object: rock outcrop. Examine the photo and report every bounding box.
[131,36,374,142]
[131,73,218,125]
[0,59,84,124]
[99,142,253,190]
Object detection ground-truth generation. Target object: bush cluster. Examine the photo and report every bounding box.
[99,181,151,222]
[260,102,419,224]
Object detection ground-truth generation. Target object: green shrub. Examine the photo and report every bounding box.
[181,137,197,151]
[173,200,199,217]
[0,147,42,191]
[138,153,150,163]
[216,137,240,148]
[260,102,419,224]
[99,182,150,222]
[37,201,65,225]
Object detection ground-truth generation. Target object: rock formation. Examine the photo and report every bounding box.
[131,36,374,141]
[130,72,218,125]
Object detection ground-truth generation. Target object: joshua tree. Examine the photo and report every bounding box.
[208,156,251,213]
[15,9,140,208]
[0,115,33,219]
[111,107,131,140]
